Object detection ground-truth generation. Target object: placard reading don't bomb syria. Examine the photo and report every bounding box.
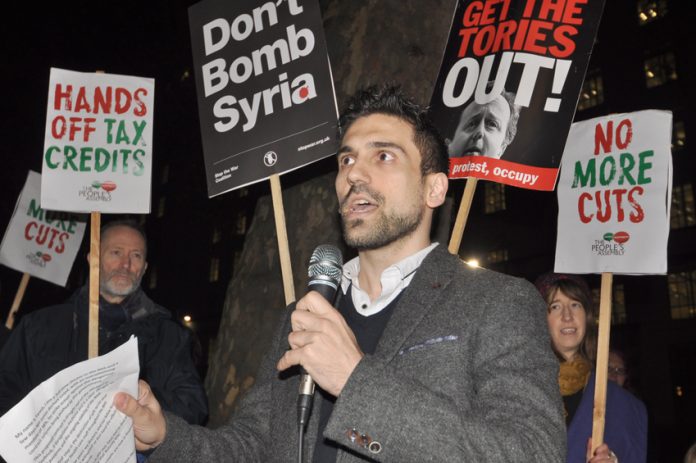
[0,171,86,286]
[41,68,155,213]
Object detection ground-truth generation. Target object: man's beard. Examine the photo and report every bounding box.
[340,185,424,251]
[100,270,143,300]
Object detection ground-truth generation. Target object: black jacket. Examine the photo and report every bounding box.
[0,286,208,425]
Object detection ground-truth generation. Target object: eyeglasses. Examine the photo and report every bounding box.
[608,366,627,376]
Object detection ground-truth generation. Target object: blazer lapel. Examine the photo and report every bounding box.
[373,246,459,362]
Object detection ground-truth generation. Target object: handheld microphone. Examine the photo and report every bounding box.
[297,244,343,429]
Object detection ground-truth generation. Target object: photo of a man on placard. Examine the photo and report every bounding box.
[447,81,521,160]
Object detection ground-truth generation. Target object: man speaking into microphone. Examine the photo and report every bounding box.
[115,85,566,461]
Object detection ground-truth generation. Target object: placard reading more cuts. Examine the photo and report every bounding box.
[41,68,155,213]
[555,110,672,274]
[0,171,86,286]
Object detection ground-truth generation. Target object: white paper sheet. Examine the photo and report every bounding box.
[0,336,139,463]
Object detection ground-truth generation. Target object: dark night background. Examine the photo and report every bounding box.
[0,1,694,461]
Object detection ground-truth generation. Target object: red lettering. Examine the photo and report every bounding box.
[616,119,633,149]
[473,25,496,55]
[94,86,113,114]
[523,20,553,54]
[24,222,38,240]
[578,192,593,223]
[549,25,577,58]
[594,121,613,155]
[55,233,69,254]
[628,186,645,223]
[595,190,612,223]
[51,116,66,139]
[522,0,537,18]
[562,0,588,25]
[74,87,91,112]
[53,84,73,111]
[462,1,484,27]
[458,28,478,57]
[612,189,627,222]
[115,88,132,114]
[133,88,148,117]
[492,20,517,52]
[538,0,565,22]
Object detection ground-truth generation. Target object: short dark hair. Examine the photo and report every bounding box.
[100,219,148,258]
[338,85,448,176]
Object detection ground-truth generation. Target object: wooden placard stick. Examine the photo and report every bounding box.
[270,174,296,305]
[5,273,31,329]
[448,178,478,255]
[88,212,101,358]
[591,272,613,453]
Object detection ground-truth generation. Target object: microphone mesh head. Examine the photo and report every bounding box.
[308,244,343,285]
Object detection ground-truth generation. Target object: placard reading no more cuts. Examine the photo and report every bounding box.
[555,110,672,274]
[41,68,155,213]
[0,171,86,286]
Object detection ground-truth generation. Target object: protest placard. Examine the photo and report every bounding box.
[430,0,605,191]
[189,0,339,197]
[41,68,155,213]
[555,110,673,274]
[0,171,86,286]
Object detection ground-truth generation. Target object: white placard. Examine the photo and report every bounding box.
[0,171,87,286]
[0,336,139,463]
[555,110,672,274]
[41,68,154,213]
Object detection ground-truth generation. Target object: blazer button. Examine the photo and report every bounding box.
[368,441,382,454]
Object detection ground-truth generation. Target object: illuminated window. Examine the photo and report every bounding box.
[668,271,696,319]
[671,184,696,229]
[637,0,667,25]
[157,197,166,218]
[591,285,626,324]
[612,284,626,325]
[148,266,157,289]
[484,183,506,214]
[644,52,678,88]
[672,120,686,149]
[209,257,220,282]
[212,227,221,244]
[487,249,508,264]
[161,164,169,185]
[236,213,247,235]
[577,71,604,111]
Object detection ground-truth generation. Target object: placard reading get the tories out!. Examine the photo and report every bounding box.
[41,68,155,213]
[555,110,673,274]
[189,0,339,197]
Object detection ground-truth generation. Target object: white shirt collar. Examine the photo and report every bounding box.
[340,242,439,316]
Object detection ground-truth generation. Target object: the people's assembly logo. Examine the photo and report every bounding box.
[591,231,630,256]
[25,251,52,268]
[78,180,116,202]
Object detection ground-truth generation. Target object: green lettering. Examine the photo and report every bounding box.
[572,158,596,188]
[62,146,79,171]
[79,147,93,172]
[27,199,44,220]
[104,118,116,143]
[599,156,616,186]
[133,149,146,176]
[45,146,60,169]
[638,150,654,185]
[95,148,110,172]
[116,121,130,145]
[618,153,636,186]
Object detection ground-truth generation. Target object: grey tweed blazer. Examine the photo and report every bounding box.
[151,245,566,462]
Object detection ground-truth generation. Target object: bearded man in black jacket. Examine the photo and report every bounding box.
[0,220,208,428]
